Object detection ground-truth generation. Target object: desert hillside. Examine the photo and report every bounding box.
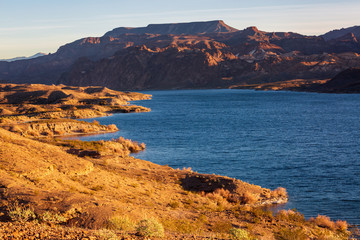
[0,84,353,239]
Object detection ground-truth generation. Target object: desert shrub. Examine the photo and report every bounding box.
[107,215,135,232]
[241,191,258,204]
[113,137,145,153]
[106,124,118,131]
[210,188,239,203]
[96,229,118,240]
[162,218,200,234]
[136,217,164,237]
[40,211,67,224]
[335,220,348,232]
[276,209,305,223]
[310,215,336,230]
[7,203,36,223]
[275,227,307,240]
[229,228,251,240]
[271,187,288,198]
[250,207,274,223]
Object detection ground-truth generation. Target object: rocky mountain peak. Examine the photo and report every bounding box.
[321,26,360,41]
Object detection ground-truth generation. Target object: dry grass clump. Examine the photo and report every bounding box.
[271,187,288,198]
[335,220,348,232]
[275,227,308,240]
[107,215,135,232]
[309,215,336,230]
[39,211,67,224]
[276,209,305,223]
[7,202,36,223]
[249,207,274,224]
[241,191,259,204]
[162,218,203,234]
[96,229,119,240]
[113,137,145,153]
[309,215,349,232]
[136,217,164,238]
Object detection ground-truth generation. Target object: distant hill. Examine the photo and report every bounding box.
[315,68,360,93]
[321,26,360,41]
[0,52,47,62]
[1,20,360,92]
[103,20,239,37]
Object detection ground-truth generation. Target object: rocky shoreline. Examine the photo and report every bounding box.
[0,84,354,239]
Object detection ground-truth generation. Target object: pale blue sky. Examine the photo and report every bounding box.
[1,0,359,58]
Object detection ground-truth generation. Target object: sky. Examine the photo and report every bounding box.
[0,0,359,59]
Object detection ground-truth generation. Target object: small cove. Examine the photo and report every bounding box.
[67,89,360,225]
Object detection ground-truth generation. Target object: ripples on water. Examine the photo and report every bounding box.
[72,90,360,224]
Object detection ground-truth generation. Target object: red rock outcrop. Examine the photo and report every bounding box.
[1,21,360,92]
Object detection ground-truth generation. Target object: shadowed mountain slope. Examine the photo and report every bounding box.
[321,26,360,41]
[1,21,360,92]
[104,20,239,37]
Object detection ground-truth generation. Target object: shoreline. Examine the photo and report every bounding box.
[0,83,355,239]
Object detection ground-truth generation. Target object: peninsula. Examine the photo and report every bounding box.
[0,83,352,239]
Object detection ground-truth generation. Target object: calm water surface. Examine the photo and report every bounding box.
[73,90,360,224]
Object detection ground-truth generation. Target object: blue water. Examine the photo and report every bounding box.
[70,89,360,225]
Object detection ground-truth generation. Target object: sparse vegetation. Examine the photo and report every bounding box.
[107,215,135,232]
[276,209,305,223]
[113,137,146,153]
[335,220,348,232]
[0,84,353,239]
[241,191,258,204]
[310,215,336,230]
[271,187,288,198]
[136,218,164,238]
[7,203,36,223]
[229,228,251,240]
[96,229,119,240]
[212,220,233,233]
[275,227,308,240]
[39,211,67,224]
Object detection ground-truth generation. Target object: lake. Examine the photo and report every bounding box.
[70,89,360,225]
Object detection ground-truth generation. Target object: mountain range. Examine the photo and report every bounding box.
[0,20,359,92]
[0,52,47,62]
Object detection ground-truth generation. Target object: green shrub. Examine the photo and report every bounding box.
[136,217,164,237]
[229,228,250,240]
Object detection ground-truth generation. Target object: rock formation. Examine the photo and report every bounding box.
[1,21,360,92]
